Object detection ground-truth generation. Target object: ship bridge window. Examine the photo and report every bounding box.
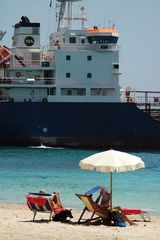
[91,88,115,96]
[113,64,119,69]
[87,73,92,78]
[66,73,71,78]
[61,88,86,96]
[87,36,118,44]
[66,55,71,60]
[79,36,86,44]
[87,55,92,61]
[69,37,76,43]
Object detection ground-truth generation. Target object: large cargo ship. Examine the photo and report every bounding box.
[0,0,160,149]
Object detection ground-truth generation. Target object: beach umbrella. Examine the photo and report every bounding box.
[79,149,145,208]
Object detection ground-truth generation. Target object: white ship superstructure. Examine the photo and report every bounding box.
[2,16,54,102]
[49,0,120,103]
[0,0,120,104]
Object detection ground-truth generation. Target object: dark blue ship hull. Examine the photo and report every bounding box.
[0,101,160,149]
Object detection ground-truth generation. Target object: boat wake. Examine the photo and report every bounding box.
[29,143,64,149]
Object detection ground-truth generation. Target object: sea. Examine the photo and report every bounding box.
[0,146,160,213]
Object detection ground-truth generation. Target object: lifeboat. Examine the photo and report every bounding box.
[0,46,11,67]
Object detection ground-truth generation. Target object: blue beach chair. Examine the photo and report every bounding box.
[85,186,101,195]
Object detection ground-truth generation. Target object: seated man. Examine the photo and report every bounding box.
[93,186,111,213]
[99,187,111,208]
[95,187,134,226]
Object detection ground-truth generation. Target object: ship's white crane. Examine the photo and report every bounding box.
[56,0,82,30]
[57,0,66,31]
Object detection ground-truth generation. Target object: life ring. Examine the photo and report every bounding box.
[16,71,21,78]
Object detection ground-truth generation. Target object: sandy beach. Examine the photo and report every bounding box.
[0,204,159,240]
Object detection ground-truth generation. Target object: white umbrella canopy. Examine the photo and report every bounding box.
[79,149,145,207]
[79,149,145,173]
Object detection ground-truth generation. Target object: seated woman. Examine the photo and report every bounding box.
[49,191,73,221]
[49,191,63,209]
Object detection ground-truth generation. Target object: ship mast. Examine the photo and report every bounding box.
[57,0,66,31]
[56,0,82,31]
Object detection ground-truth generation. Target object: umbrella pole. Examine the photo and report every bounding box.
[110,172,112,208]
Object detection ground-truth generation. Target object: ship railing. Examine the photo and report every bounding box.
[0,94,48,102]
[121,90,160,109]
[10,58,54,68]
[59,43,120,51]
[0,77,56,86]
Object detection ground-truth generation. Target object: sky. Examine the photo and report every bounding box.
[0,0,160,91]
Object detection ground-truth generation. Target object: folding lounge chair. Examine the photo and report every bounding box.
[26,193,53,221]
[26,193,73,222]
[76,186,109,224]
[76,186,151,225]
[76,194,110,224]
[121,208,151,222]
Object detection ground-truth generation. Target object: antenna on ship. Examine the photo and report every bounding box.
[80,5,85,29]
[56,0,83,30]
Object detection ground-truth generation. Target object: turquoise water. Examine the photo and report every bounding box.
[0,146,160,213]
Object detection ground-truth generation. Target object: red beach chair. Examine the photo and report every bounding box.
[26,193,73,221]
[121,208,151,222]
[26,194,53,221]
